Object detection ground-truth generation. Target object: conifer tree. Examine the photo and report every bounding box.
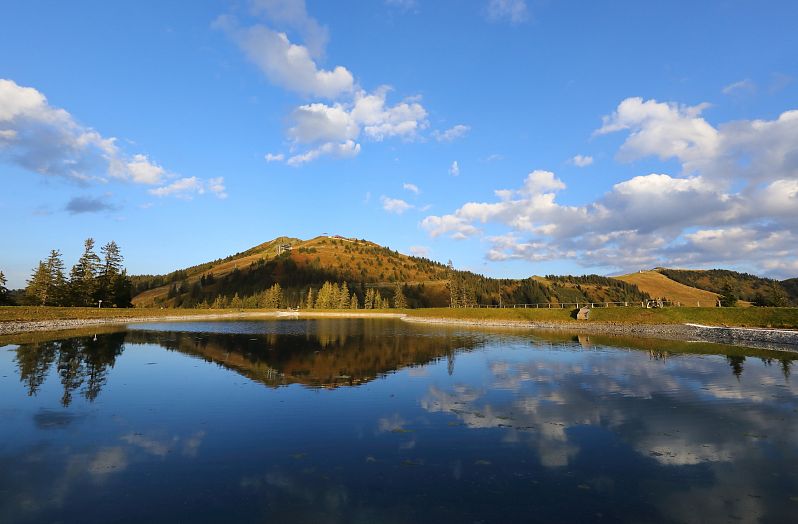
[45,250,67,305]
[305,288,315,309]
[393,282,407,309]
[364,288,375,309]
[68,238,101,306]
[0,271,8,305]
[338,283,350,309]
[349,293,359,309]
[26,261,52,306]
[230,293,243,309]
[211,294,228,309]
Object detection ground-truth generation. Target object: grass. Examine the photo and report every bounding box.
[406,307,575,322]
[0,307,233,322]
[589,307,798,328]
[616,270,719,306]
[3,305,797,329]
[408,306,798,329]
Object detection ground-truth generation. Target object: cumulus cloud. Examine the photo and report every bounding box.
[486,0,528,24]
[218,2,432,166]
[422,98,798,277]
[596,96,798,186]
[380,195,413,214]
[403,182,420,194]
[215,16,353,99]
[449,160,460,176]
[277,87,427,165]
[0,79,160,184]
[0,78,225,201]
[570,154,593,167]
[432,124,471,142]
[248,0,329,58]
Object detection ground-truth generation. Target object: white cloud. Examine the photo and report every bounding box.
[0,78,223,200]
[289,102,359,143]
[722,78,756,96]
[217,2,435,166]
[422,96,798,277]
[351,87,428,141]
[149,177,204,199]
[248,0,328,58]
[264,152,285,162]
[286,139,360,166]
[570,154,593,167]
[0,78,125,183]
[380,195,413,214]
[215,16,353,99]
[597,97,798,187]
[283,87,427,165]
[207,177,228,199]
[149,176,228,200]
[486,0,528,24]
[126,154,167,184]
[432,124,471,142]
[403,182,420,194]
[449,160,460,176]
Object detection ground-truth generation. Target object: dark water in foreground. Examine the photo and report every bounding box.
[1,319,797,523]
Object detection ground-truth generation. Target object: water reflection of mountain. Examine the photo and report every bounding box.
[125,324,482,388]
[10,321,795,406]
[10,322,485,402]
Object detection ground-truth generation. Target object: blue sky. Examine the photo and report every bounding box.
[1,0,797,288]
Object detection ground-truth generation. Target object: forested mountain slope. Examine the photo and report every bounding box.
[130,235,651,309]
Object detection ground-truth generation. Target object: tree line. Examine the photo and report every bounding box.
[20,239,133,307]
[186,280,408,310]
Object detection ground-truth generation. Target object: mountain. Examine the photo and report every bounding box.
[130,235,652,308]
[656,268,797,306]
[617,270,720,307]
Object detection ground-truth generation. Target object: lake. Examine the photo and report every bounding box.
[1,319,796,523]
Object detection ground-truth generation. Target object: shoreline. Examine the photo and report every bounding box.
[1,311,797,353]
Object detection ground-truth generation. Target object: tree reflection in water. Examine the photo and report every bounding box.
[15,332,125,406]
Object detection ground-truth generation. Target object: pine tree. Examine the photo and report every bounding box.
[96,241,123,304]
[305,288,315,309]
[112,269,133,307]
[230,293,243,309]
[373,290,383,310]
[338,283,350,309]
[364,288,375,309]
[26,261,52,306]
[393,282,407,309]
[44,250,67,306]
[211,294,228,309]
[68,238,101,306]
[349,293,359,309]
[0,271,8,305]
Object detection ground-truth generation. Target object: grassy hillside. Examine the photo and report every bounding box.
[617,270,719,306]
[657,268,796,306]
[129,235,651,309]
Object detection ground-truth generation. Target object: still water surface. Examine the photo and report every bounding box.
[1,319,796,523]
